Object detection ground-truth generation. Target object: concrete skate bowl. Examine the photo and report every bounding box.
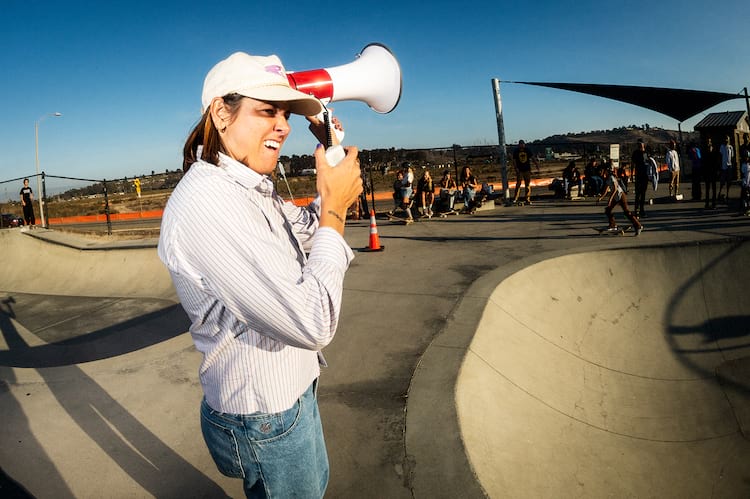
[458,239,750,498]
[0,230,189,367]
[409,239,750,499]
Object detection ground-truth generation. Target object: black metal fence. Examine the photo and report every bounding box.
[1,139,697,234]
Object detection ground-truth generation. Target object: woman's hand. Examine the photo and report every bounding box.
[315,144,362,235]
[307,112,343,146]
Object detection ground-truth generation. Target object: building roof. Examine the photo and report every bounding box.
[694,111,748,129]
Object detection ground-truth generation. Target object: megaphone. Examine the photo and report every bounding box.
[287,43,402,114]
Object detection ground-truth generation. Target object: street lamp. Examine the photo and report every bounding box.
[35,112,62,228]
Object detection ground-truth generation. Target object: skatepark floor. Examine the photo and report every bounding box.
[1,193,749,498]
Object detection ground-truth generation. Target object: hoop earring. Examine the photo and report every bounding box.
[220,125,227,134]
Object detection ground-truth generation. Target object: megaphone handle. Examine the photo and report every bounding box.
[323,110,333,148]
[322,108,346,166]
[325,145,345,166]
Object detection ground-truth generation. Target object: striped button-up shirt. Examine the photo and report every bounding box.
[158,152,354,414]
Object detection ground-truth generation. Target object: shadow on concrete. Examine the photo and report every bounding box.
[0,293,190,368]
[0,297,228,498]
[0,466,34,498]
[664,240,750,397]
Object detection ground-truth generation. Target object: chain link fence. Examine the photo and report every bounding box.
[2,139,686,233]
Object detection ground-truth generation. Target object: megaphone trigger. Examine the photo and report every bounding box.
[317,107,345,144]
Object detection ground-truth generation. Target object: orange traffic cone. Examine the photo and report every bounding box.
[363,209,384,252]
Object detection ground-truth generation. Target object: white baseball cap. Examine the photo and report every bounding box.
[201,52,323,116]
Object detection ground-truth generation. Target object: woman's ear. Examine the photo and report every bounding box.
[209,97,229,132]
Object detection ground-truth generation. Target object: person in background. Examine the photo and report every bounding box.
[440,170,457,190]
[739,134,750,215]
[598,166,643,236]
[562,160,583,199]
[584,158,603,197]
[616,163,630,195]
[416,170,434,218]
[438,170,459,214]
[687,141,702,201]
[460,165,479,213]
[718,135,734,203]
[400,164,415,221]
[19,178,35,227]
[666,139,680,199]
[630,139,649,218]
[703,137,720,210]
[512,140,540,204]
[158,51,362,498]
[391,170,405,214]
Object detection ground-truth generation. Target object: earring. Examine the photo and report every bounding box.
[220,125,227,133]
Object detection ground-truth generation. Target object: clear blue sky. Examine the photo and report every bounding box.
[3,0,748,188]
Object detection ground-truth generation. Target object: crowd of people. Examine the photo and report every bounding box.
[684,134,750,213]
[388,163,495,221]
[384,134,750,229]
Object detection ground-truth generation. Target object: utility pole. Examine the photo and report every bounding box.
[491,79,509,201]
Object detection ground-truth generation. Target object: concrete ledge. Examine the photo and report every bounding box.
[474,200,496,212]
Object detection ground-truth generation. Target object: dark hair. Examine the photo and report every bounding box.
[182,93,244,172]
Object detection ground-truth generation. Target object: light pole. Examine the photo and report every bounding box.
[35,112,62,228]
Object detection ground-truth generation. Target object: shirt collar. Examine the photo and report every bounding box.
[215,152,275,197]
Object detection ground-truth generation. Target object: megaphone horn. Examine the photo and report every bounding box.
[287,43,402,114]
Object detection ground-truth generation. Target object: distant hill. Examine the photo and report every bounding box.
[533,126,698,147]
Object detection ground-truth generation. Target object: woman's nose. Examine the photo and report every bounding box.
[275,114,290,134]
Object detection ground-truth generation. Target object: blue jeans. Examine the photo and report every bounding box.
[462,187,476,207]
[200,382,328,498]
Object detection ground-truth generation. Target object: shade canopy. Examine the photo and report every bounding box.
[510,81,741,123]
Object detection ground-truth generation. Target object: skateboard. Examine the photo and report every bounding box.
[506,200,531,207]
[593,226,632,236]
[387,213,416,224]
[435,209,458,218]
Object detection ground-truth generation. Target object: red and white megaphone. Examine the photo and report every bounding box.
[287,43,402,114]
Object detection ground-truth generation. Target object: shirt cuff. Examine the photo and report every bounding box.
[308,226,355,269]
[310,195,322,217]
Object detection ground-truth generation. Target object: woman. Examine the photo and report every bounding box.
[416,170,434,218]
[460,165,478,212]
[440,170,457,190]
[158,51,362,498]
[438,171,459,213]
[401,164,414,204]
[598,167,643,236]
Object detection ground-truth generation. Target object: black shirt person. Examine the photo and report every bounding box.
[19,178,35,226]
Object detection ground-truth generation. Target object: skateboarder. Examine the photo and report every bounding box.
[511,140,540,204]
[598,167,643,236]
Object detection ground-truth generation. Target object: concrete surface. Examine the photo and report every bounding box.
[456,242,750,498]
[1,194,749,498]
